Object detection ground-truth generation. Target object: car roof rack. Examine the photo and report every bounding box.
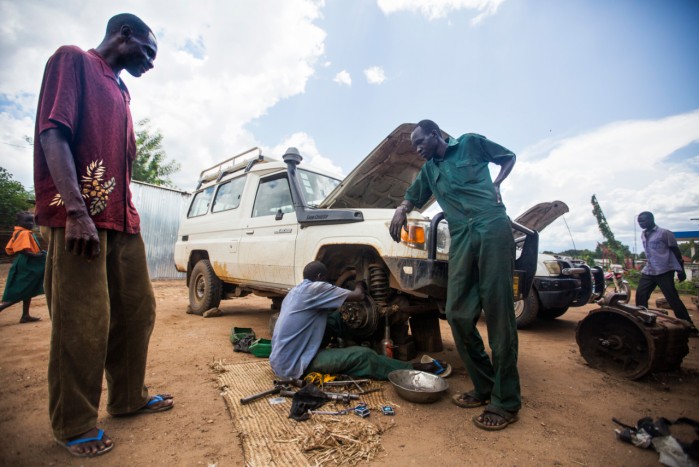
[195,147,272,190]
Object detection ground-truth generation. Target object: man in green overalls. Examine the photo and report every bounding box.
[389,119,520,430]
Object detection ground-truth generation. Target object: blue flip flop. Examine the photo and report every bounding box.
[59,428,114,458]
[420,355,453,378]
[136,394,175,414]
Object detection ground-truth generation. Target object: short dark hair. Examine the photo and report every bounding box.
[16,211,32,223]
[416,119,441,135]
[106,13,152,38]
[303,261,328,281]
[638,211,654,221]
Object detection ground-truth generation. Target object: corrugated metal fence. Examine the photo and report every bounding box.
[130,181,190,280]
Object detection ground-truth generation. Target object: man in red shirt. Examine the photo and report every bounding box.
[34,13,173,458]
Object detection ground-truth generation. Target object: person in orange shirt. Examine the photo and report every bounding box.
[0,211,46,322]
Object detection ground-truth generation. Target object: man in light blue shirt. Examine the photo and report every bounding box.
[270,261,450,379]
[636,212,697,335]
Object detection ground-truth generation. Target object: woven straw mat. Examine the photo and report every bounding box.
[216,360,395,466]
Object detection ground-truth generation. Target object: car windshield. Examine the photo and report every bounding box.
[298,169,341,207]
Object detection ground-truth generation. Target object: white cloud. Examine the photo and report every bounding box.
[363,66,386,85]
[0,0,327,191]
[267,132,344,177]
[376,0,506,24]
[504,110,699,253]
[333,70,352,86]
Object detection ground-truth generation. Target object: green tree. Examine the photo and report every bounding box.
[0,168,33,229]
[133,118,180,187]
[678,241,698,261]
[591,194,631,263]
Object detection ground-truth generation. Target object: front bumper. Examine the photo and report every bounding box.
[383,257,449,299]
[535,269,593,309]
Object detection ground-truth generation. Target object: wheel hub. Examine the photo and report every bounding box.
[339,295,379,337]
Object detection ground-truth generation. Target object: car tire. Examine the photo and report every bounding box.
[271,297,284,310]
[514,289,539,329]
[269,312,280,337]
[188,259,222,315]
[538,306,568,320]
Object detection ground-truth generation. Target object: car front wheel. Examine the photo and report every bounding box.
[514,289,539,329]
[188,259,222,315]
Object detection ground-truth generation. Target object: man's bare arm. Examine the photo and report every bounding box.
[492,155,515,204]
[40,128,100,258]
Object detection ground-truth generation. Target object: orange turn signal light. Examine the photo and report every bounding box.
[401,225,425,245]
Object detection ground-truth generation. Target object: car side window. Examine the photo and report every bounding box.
[187,186,215,218]
[252,175,294,218]
[212,176,246,213]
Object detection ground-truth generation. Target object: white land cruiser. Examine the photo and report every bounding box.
[174,124,539,359]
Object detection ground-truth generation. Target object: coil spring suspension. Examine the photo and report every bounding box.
[368,264,389,305]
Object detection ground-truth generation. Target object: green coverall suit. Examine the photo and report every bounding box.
[404,134,520,413]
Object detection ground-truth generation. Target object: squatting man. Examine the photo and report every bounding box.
[269,261,452,381]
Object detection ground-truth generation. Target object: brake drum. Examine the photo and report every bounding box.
[339,295,380,337]
[575,305,690,380]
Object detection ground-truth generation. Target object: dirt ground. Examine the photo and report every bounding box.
[0,263,697,467]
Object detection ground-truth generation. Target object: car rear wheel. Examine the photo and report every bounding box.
[514,289,539,329]
[188,259,222,315]
[270,312,280,337]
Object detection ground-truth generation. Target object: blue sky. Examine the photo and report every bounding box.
[1,0,698,253]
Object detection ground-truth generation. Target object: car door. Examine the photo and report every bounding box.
[237,173,299,289]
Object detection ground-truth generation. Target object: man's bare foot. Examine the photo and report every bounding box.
[59,427,114,457]
[140,393,174,413]
[19,316,41,323]
[473,408,519,431]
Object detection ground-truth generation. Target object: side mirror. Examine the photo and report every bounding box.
[275,209,284,221]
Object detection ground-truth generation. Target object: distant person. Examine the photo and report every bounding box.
[269,261,451,380]
[636,211,697,336]
[0,211,45,323]
[389,119,520,431]
[34,13,172,458]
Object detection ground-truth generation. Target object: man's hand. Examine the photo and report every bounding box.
[390,202,413,243]
[346,281,366,302]
[678,269,686,282]
[493,183,502,204]
[65,211,100,259]
[40,127,101,259]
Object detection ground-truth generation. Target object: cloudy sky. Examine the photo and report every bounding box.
[1,0,698,253]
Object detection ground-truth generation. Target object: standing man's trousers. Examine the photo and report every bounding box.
[446,213,521,413]
[44,228,156,440]
[635,271,692,323]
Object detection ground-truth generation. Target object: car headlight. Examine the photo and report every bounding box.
[436,221,450,255]
[543,260,562,275]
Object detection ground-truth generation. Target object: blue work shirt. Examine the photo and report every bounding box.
[269,279,351,379]
[641,226,682,275]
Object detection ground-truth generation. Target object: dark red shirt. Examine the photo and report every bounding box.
[33,46,140,233]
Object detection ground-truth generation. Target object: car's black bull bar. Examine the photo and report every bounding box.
[384,212,539,300]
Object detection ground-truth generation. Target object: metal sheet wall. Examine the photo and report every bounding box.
[130,181,191,280]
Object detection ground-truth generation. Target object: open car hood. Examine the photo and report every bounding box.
[319,123,447,210]
[513,200,569,233]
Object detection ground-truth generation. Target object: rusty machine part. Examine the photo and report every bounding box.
[575,296,691,380]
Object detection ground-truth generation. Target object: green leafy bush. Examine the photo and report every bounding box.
[624,268,696,295]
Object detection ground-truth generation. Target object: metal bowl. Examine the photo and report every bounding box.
[388,369,449,403]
